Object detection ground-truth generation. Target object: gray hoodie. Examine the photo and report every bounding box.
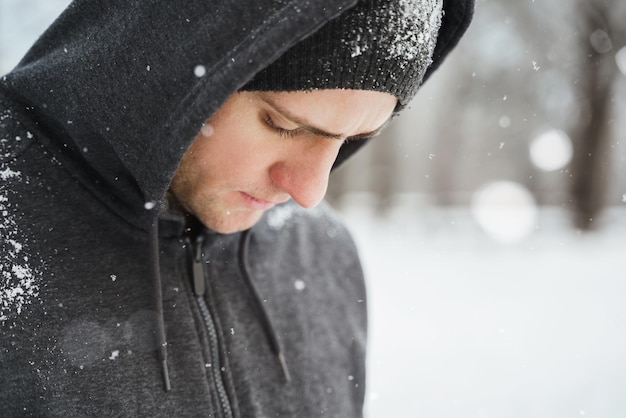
[0,0,473,416]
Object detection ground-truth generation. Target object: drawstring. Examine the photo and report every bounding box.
[149,215,287,390]
[238,230,291,383]
[150,213,171,391]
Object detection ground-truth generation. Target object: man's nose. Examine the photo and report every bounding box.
[269,141,341,209]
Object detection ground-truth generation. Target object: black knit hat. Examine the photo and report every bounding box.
[241,0,444,107]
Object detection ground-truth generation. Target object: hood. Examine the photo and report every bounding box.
[1,0,473,229]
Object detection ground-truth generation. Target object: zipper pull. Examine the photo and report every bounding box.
[192,235,206,296]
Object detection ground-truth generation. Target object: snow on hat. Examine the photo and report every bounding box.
[241,0,444,107]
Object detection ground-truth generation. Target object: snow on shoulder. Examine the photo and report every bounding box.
[0,111,42,326]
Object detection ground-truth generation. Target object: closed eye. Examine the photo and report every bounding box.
[264,110,387,143]
[263,114,301,138]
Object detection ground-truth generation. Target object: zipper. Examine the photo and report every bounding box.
[190,235,234,418]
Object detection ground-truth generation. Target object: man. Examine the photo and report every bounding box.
[0,0,473,416]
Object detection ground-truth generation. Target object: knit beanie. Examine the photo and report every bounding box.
[241,0,444,107]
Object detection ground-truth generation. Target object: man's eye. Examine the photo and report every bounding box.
[264,115,300,138]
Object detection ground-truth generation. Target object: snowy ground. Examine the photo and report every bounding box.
[339,203,626,418]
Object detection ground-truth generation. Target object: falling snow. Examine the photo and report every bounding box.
[530,129,573,172]
[499,116,511,128]
[589,29,612,54]
[471,181,537,243]
[200,123,214,137]
[194,65,206,78]
[294,279,306,291]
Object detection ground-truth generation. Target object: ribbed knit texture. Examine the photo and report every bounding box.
[242,0,443,106]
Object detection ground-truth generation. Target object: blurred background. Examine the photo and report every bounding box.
[2,0,625,416]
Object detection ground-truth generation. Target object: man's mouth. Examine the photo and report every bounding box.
[239,192,281,211]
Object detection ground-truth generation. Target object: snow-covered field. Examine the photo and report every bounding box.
[340,204,626,418]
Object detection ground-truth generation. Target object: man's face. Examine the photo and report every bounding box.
[170,89,397,234]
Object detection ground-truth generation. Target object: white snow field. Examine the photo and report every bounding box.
[340,203,626,418]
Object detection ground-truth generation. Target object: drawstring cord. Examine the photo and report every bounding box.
[238,230,291,383]
[150,213,171,391]
[149,214,287,390]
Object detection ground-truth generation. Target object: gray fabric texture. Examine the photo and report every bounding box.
[0,0,473,416]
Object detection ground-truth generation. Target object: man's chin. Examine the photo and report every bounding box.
[198,211,264,235]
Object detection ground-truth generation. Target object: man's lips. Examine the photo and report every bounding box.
[239,192,286,210]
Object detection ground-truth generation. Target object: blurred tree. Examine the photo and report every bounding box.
[323,0,626,227]
[569,0,625,230]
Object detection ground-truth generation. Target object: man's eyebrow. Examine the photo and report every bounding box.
[259,95,389,140]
